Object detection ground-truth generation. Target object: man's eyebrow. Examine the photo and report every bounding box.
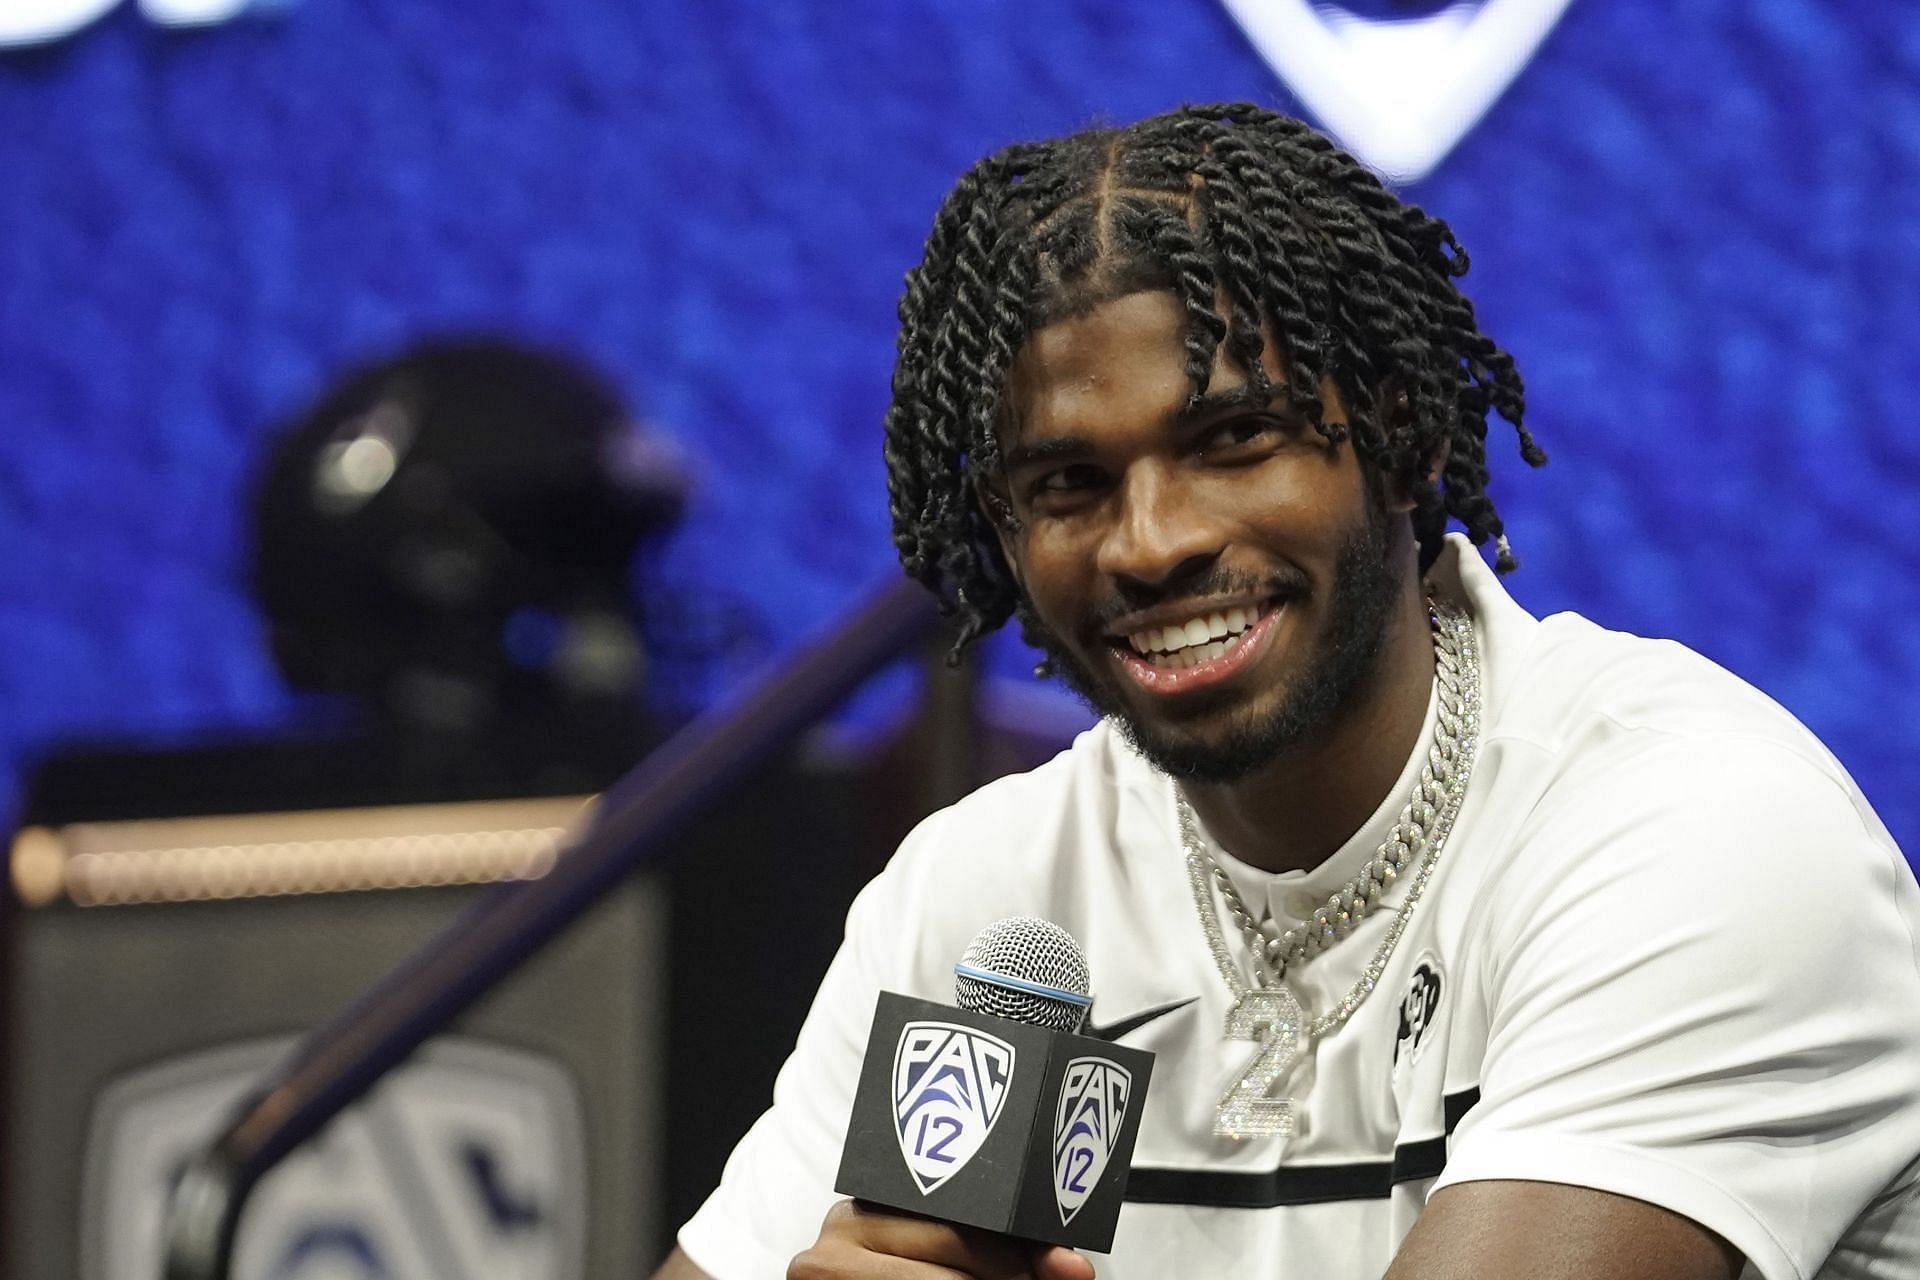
[1176,384,1274,423]
[1000,387,1285,472]
[1001,435,1091,473]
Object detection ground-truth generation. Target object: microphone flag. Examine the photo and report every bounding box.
[837,992,1154,1251]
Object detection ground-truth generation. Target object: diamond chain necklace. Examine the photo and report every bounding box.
[1178,598,1481,1141]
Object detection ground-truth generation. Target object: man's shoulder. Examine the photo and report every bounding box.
[1457,611,1907,935]
[926,718,1147,828]
[1492,617,1885,839]
[854,720,1170,983]
[1447,535,1837,777]
[1489,605,1843,782]
[885,719,1163,892]
[1453,570,1905,901]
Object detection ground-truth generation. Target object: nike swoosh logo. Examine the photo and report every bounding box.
[1082,997,1198,1042]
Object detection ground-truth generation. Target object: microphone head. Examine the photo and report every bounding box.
[953,916,1092,1032]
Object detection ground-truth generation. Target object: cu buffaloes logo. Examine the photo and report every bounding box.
[1051,1057,1132,1225]
[1395,961,1443,1066]
[892,1021,1015,1194]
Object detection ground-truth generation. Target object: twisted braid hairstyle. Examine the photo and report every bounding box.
[883,103,1546,656]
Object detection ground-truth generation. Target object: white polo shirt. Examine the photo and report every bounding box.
[679,538,1920,1279]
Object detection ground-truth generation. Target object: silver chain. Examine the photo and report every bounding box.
[1179,597,1481,1040]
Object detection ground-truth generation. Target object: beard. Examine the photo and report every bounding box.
[1024,511,1404,784]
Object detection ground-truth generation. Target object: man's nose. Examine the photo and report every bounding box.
[1094,464,1224,589]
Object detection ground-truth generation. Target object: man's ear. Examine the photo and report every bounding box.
[973,476,1026,592]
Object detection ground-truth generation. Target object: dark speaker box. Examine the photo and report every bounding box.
[3,795,665,1280]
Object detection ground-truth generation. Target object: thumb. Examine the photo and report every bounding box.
[1031,1244,1096,1280]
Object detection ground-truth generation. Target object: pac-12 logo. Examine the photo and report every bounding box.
[892,1021,1015,1194]
[1051,1056,1132,1225]
[1215,0,1575,181]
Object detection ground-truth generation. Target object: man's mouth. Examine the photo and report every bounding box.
[1119,603,1269,669]
[1103,600,1286,695]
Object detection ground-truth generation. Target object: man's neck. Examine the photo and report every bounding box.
[1181,582,1437,875]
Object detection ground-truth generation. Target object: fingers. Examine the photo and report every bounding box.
[788,1200,1095,1280]
[789,1200,1015,1279]
[1031,1245,1097,1280]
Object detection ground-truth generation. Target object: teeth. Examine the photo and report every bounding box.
[1125,604,1266,663]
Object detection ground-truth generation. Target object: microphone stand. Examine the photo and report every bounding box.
[162,578,943,1280]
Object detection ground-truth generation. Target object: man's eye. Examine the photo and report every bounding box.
[1203,418,1277,450]
[1021,464,1108,513]
[1032,464,1104,495]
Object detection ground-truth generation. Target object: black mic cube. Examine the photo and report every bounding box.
[835,992,1155,1251]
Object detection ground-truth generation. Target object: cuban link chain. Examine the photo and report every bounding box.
[1180,598,1481,1141]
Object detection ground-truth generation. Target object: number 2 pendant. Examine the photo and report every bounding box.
[1216,986,1307,1142]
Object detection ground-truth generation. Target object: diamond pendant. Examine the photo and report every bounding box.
[1215,985,1308,1142]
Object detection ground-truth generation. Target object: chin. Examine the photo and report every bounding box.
[1046,652,1317,783]
[1111,697,1325,784]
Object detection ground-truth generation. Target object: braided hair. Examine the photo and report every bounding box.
[882,103,1546,656]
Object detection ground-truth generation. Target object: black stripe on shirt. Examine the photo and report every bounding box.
[1123,1086,1482,1209]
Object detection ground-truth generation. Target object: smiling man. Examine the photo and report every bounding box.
[658,105,1920,1280]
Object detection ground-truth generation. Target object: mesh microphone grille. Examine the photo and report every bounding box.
[952,916,1090,1032]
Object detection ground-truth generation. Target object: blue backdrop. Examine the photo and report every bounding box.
[1,0,1914,855]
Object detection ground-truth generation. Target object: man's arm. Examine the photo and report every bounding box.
[1412,738,1920,1278]
[1386,1181,1743,1280]
[660,1184,1739,1280]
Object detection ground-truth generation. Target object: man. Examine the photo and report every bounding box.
[658,104,1920,1279]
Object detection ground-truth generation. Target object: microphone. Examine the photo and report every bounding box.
[953,916,1091,1030]
[834,917,1155,1251]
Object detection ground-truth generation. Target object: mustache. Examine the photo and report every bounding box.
[1084,566,1310,633]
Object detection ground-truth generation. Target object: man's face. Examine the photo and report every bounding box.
[993,289,1408,783]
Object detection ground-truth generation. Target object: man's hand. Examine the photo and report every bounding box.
[787,1199,1097,1280]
